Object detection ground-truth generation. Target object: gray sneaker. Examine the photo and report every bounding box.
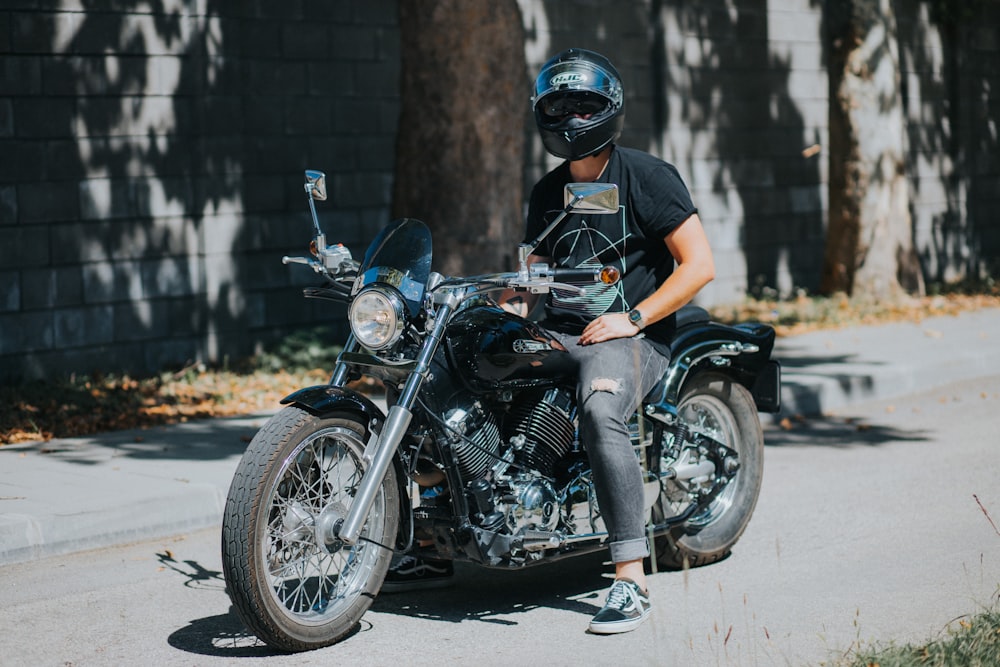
[588,578,651,634]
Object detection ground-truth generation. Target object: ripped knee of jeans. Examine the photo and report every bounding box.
[589,377,622,393]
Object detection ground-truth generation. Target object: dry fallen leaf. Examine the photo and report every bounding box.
[801,144,821,158]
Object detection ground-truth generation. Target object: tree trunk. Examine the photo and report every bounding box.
[821,0,925,298]
[393,0,526,275]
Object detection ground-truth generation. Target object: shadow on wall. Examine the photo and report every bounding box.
[521,0,824,305]
[7,4,248,380]
[4,2,396,383]
[665,0,825,301]
[897,2,1000,284]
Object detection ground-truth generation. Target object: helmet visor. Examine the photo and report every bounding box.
[533,59,622,108]
[539,91,609,120]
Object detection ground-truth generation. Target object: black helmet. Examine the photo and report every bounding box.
[532,48,625,160]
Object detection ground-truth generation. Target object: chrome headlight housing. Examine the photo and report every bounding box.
[349,286,407,350]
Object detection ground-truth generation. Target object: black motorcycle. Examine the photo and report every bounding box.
[221,169,781,651]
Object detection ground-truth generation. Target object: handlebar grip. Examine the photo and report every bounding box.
[552,265,620,285]
[552,267,599,282]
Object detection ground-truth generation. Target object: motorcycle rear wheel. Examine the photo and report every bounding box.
[222,406,398,651]
[652,372,764,570]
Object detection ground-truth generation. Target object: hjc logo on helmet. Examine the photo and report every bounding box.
[550,72,586,87]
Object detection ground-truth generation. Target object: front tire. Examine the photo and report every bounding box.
[652,372,764,570]
[222,406,399,651]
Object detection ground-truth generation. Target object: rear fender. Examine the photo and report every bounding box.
[645,320,780,419]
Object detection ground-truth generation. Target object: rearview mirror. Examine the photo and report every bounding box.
[519,183,621,265]
[564,183,619,214]
[305,169,327,201]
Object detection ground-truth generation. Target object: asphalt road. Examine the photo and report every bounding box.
[2,374,998,666]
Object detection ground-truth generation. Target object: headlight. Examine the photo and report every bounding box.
[349,287,406,350]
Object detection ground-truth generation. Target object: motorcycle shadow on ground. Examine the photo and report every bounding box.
[371,548,613,625]
[162,552,283,659]
[168,607,281,658]
[165,549,616,658]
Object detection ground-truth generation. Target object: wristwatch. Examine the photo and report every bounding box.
[627,308,645,330]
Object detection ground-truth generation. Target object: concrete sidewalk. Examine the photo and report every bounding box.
[2,307,999,566]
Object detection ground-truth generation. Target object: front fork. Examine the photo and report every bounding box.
[334,301,456,545]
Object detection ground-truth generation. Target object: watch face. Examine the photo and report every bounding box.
[628,309,641,323]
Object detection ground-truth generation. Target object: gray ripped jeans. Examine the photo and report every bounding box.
[552,331,671,563]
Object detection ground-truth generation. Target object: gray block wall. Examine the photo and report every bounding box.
[896,3,1000,284]
[1,0,997,384]
[521,0,832,307]
[1,1,401,382]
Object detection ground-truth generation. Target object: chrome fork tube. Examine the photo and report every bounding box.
[336,301,455,545]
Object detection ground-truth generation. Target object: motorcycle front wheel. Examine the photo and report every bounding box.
[652,371,764,570]
[222,406,399,651]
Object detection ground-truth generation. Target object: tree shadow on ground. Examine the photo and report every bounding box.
[764,414,930,449]
[0,413,264,463]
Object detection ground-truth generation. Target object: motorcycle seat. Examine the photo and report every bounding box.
[675,304,710,328]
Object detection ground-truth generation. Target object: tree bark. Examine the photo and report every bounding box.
[393,0,526,275]
[821,0,925,298]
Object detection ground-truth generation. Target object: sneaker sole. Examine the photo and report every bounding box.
[588,609,651,635]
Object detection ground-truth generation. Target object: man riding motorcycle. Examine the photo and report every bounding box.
[387,47,716,636]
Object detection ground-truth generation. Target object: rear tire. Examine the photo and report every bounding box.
[221,406,398,651]
[652,372,764,570]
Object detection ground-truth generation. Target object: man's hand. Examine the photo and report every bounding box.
[579,312,640,345]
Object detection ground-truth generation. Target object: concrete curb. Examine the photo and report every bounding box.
[0,415,264,566]
[773,308,1000,417]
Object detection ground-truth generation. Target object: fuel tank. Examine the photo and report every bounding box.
[445,304,577,392]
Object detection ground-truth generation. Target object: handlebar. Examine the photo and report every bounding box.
[283,243,359,278]
[432,263,620,300]
[550,266,620,284]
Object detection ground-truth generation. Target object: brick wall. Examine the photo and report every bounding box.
[1,1,400,382]
[522,0,998,303]
[1,0,996,383]
[897,2,1000,283]
[521,0,830,306]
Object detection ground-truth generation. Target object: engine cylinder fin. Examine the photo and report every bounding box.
[505,388,575,477]
[446,403,502,480]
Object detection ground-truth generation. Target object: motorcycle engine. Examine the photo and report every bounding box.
[504,387,576,478]
[444,401,501,480]
[445,388,592,538]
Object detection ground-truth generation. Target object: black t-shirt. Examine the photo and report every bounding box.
[524,145,697,347]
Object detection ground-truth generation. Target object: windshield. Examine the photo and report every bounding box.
[353,217,433,316]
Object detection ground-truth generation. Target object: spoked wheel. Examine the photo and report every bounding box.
[222,406,398,651]
[652,372,764,570]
